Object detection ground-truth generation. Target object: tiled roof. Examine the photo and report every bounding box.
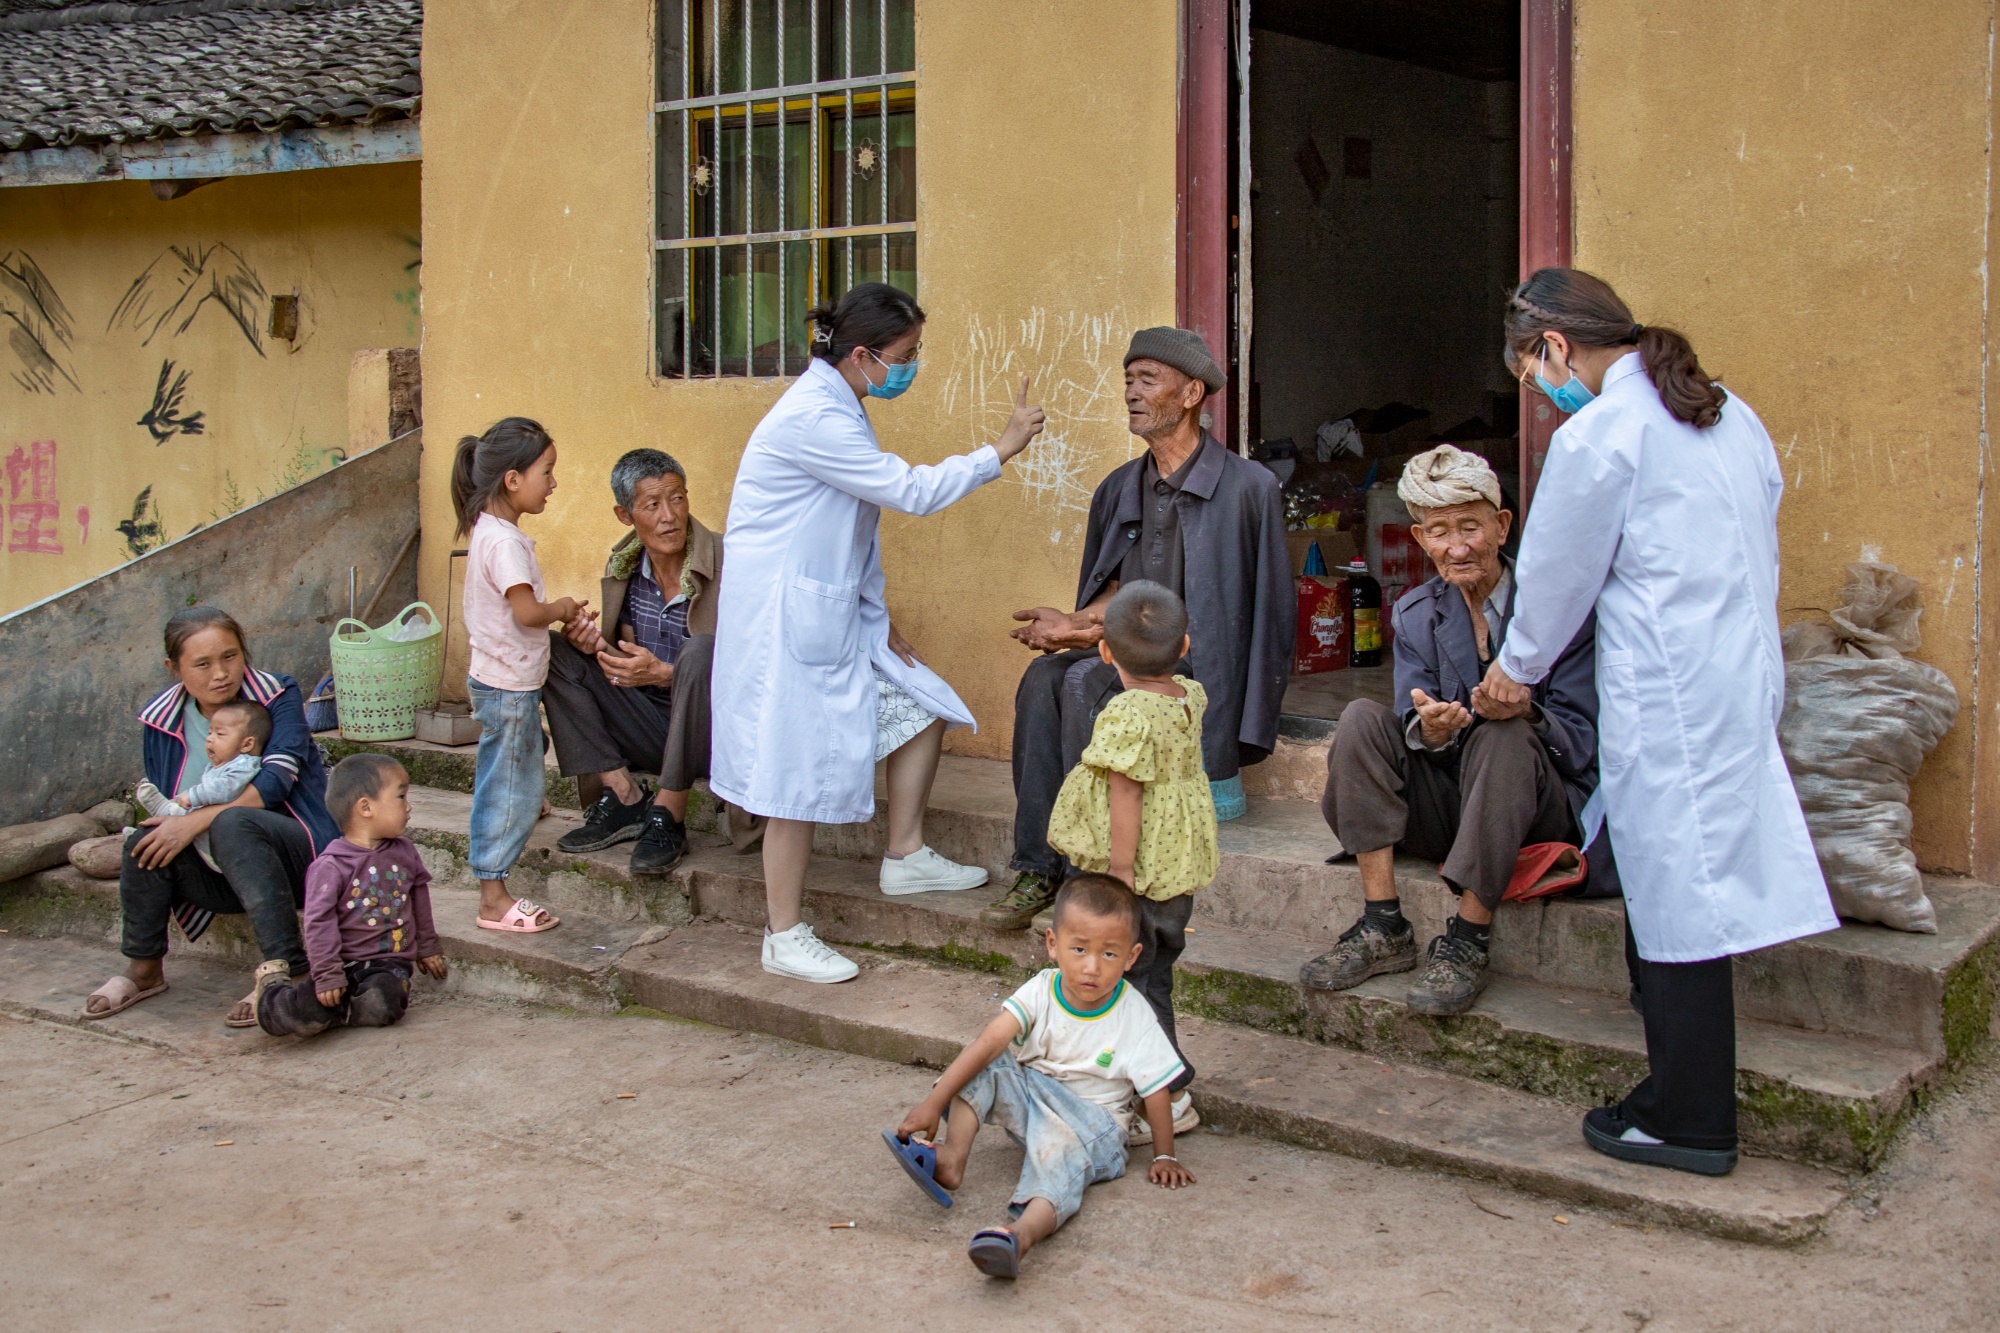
[0,0,420,152]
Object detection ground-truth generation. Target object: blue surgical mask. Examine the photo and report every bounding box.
[1533,343,1595,413]
[864,349,920,400]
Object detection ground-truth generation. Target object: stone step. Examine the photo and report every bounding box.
[330,736,2000,1062]
[0,913,1846,1244]
[389,787,1937,1169]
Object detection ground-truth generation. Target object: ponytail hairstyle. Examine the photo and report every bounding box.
[1503,268,1726,429]
[805,281,926,364]
[450,417,555,538]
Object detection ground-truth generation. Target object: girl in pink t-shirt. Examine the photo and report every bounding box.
[451,417,585,935]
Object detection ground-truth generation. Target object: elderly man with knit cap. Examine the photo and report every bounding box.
[992,328,1292,945]
[1302,445,1601,1015]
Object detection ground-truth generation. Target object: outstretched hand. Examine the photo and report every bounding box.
[1410,688,1473,748]
[993,375,1047,464]
[1474,659,1533,717]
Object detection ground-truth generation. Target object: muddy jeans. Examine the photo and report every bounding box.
[1321,699,1577,911]
[957,1052,1128,1227]
[258,960,413,1037]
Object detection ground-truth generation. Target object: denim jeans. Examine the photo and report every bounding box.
[958,1053,1127,1227]
[118,807,312,974]
[467,678,546,880]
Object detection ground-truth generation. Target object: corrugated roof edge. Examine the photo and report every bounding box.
[0,0,360,34]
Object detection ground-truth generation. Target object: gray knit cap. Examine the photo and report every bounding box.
[1124,326,1226,392]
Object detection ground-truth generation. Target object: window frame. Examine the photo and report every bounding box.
[655,0,917,380]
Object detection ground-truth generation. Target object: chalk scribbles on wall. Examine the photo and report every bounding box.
[0,251,80,394]
[939,308,1131,546]
[109,243,269,357]
[119,485,166,558]
[138,359,207,443]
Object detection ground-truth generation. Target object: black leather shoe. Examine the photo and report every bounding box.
[1582,1105,1738,1176]
[629,804,687,875]
[558,783,653,853]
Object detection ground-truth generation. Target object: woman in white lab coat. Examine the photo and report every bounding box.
[1477,268,1836,1176]
[711,283,1046,984]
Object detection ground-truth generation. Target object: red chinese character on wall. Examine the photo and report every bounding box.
[5,440,62,554]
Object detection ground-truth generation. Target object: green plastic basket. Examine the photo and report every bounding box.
[328,602,444,741]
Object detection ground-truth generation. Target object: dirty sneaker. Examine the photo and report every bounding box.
[1125,1091,1202,1146]
[558,782,653,853]
[980,872,1056,929]
[1404,927,1491,1016]
[628,804,687,875]
[1298,913,1418,992]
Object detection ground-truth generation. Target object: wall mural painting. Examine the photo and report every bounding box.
[4,439,63,554]
[119,484,166,559]
[939,308,1130,547]
[109,242,269,357]
[0,251,80,394]
[138,358,207,443]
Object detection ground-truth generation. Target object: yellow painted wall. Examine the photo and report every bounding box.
[417,0,1181,756]
[1573,0,1993,873]
[0,163,421,614]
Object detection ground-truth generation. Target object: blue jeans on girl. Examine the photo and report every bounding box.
[467,678,545,881]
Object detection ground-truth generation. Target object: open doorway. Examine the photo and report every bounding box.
[1239,2,1521,730]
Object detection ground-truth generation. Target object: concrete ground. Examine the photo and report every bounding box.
[2,972,1996,1331]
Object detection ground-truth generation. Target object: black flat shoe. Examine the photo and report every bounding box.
[558,783,653,853]
[1582,1105,1737,1176]
[629,804,687,875]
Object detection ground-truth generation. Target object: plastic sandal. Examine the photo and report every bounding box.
[81,975,167,1020]
[967,1228,1020,1279]
[477,898,560,934]
[881,1129,953,1208]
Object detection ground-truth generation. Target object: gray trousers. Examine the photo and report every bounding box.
[542,631,713,792]
[1321,699,1576,911]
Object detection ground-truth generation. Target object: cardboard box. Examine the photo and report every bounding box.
[1293,574,1352,674]
[1286,528,1359,577]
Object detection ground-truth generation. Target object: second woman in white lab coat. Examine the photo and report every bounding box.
[1477,268,1836,1177]
[711,282,1046,984]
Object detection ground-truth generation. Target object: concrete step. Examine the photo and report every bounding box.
[0,912,1844,1244]
[329,737,2000,1065]
[376,786,1939,1169]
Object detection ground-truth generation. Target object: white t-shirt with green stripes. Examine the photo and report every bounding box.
[1001,969,1186,1131]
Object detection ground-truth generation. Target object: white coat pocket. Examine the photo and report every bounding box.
[784,574,859,667]
[1597,649,1642,771]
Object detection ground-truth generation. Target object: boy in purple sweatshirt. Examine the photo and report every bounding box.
[253,754,447,1036]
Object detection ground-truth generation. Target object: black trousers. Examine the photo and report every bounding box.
[1621,913,1738,1150]
[118,808,311,974]
[542,631,714,792]
[1121,891,1196,1093]
[1010,649,1198,881]
[259,960,413,1037]
[1321,699,1577,911]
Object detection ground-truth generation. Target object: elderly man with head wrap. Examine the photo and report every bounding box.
[1301,445,1601,1015]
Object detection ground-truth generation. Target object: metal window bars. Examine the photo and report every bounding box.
[656,0,916,379]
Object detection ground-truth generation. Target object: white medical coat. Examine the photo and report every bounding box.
[1498,354,1837,962]
[710,359,1001,824]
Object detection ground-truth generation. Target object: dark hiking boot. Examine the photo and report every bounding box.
[1404,928,1491,1016]
[1298,913,1418,992]
[629,804,688,875]
[981,872,1056,929]
[1582,1105,1737,1177]
[558,782,654,853]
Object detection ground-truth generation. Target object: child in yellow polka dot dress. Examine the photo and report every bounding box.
[1047,580,1217,1119]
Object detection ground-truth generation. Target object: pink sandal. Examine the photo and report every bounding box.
[477,898,560,934]
[82,975,168,1020]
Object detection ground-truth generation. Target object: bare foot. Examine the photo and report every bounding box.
[227,995,255,1025]
[539,798,552,819]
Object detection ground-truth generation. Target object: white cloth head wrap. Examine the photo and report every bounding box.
[1397,444,1502,513]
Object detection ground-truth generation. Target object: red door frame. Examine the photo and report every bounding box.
[1177,0,1232,445]
[1518,0,1573,509]
[1177,1,1574,494]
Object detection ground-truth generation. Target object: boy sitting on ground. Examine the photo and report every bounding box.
[134,698,269,870]
[253,753,447,1036]
[883,872,1196,1279]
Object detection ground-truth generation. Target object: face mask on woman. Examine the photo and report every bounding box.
[864,347,921,399]
[1534,340,1596,413]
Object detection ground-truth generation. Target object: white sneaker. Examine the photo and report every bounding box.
[1126,1091,1201,1146]
[761,922,859,984]
[879,845,990,896]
